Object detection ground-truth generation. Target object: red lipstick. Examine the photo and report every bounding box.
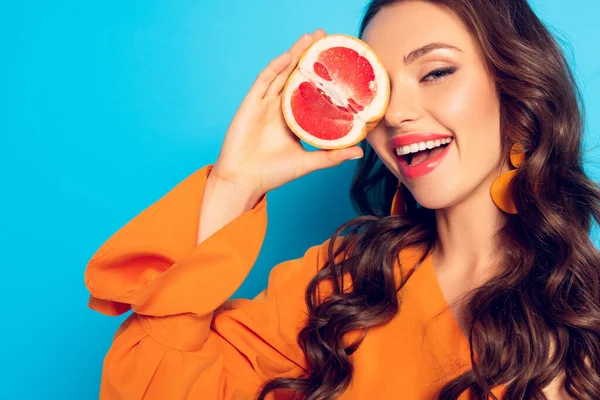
[389,132,452,149]
[391,133,454,180]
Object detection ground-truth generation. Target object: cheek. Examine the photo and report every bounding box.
[367,126,399,173]
[428,69,502,164]
[430,70,497,126]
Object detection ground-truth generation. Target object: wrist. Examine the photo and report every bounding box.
[206,172,265,212]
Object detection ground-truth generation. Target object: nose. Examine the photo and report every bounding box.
[383,81,422,128]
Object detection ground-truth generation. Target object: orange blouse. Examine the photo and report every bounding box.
[84,164,505,399]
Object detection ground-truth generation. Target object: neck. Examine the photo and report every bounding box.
[432,177,506,284]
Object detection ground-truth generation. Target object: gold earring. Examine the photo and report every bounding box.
[491,142,525,214]
[391,181,405,216]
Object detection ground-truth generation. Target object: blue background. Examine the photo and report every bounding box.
[1,1,598,398]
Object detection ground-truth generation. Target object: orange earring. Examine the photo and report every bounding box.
[491,142,525,214]
[390,181,405,216]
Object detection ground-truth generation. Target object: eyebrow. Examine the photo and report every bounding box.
[403,42,463,65]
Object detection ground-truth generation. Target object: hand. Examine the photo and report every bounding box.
[209,29,364,199]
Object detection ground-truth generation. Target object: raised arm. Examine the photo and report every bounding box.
[85,164,338,399]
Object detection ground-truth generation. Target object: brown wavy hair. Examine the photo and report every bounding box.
[257,0,600,398]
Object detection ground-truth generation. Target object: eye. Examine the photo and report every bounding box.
[421,66,458,83]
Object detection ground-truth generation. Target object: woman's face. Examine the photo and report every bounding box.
[363,1,507,211]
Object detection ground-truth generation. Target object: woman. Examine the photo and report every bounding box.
[85,0,600,398]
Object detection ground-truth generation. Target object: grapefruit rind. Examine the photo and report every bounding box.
[281,34,390,150]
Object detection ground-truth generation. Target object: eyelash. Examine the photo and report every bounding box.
[421,67,457,83]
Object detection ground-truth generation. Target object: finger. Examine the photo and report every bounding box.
[267,29,327,96]
[304,146,364,173]
[265,32,317,97]
[312,28,327,41]
[246,51,293,99]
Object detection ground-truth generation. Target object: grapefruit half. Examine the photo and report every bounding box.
[281,34,390,150]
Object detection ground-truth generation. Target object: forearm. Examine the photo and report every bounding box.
[197,173,265,245]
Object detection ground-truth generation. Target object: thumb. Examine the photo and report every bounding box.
[307,146,364,172]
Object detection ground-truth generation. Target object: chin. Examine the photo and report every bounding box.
[409,187,457,211]
[403,170,467,209]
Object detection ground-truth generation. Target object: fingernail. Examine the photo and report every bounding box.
[349,155,363,160]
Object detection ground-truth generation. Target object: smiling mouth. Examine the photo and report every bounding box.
[397,138,452,166]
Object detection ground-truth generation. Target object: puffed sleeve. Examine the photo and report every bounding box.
[84,164,341,400]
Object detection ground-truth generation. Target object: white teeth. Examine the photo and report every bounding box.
[395,137,453,156]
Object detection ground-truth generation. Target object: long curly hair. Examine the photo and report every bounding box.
[257,0,600,398]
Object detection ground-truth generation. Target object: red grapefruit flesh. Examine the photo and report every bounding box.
[282,34,390,150]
